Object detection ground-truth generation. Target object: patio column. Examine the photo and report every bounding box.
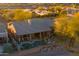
[18,36,21,43]
[22,35,24,42]
[40,32,42,40]
[27,35,29,41]
[42,32,45,39]
[47,31,50,38]
[29,34,32,41]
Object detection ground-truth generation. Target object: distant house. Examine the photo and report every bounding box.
[34,9,51,16]
[66,7,78,14]
[8,18,52,42]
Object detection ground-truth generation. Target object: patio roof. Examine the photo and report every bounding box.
[13,18,52,35]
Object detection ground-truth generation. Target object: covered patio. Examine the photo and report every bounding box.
[11,18,52,42]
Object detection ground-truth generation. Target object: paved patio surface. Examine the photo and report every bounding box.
[8,45,73,56]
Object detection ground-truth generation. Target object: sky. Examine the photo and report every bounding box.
[0,0,78,3]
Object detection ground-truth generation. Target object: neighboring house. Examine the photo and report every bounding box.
[34,9,51,16]
[0,22,7,44]
[66,7,79,14]
[63,7,79,17]
[9,18,52,42]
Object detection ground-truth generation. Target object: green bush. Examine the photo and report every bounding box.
[40,40,47,45]
[3,43,14,53]
[32,41,41,47]
[21,43,32,50]
[20,40,48,50]
[32,40,47,47]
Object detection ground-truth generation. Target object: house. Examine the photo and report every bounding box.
[65,7,78,14]
[0,22,8,44]
[34,10,51,16]
[8,18,53,42]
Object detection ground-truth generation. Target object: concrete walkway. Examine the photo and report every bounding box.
[31,46,72,56]
[8,45,73,56]
[0,45,3,53]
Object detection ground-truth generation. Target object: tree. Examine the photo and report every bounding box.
[54,15,69,36]
[54,14,79,47]
[13,9,32,21]
[1,9,32,21]
[36,6,45,11]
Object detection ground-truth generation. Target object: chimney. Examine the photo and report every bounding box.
[28,19,31,25]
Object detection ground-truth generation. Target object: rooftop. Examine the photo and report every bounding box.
[13,18,52,35]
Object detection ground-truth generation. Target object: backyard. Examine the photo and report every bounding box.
[0,3,79,56]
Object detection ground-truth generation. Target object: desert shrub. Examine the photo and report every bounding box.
[40,39,48,45]
[3,43,14,53]
[21,43,32,50]
[32,40,41,47]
